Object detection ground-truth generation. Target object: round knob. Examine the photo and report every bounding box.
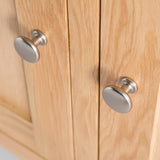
[102,77,138,113]
[14,30,47,63]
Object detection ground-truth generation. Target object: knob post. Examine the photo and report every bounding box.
[32,37,42,46]
[120,77,137,94]
[121,85,132,93]
[32,30,47,46]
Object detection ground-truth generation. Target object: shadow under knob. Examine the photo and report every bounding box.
[102,77,137,113]
[14,30,47,63]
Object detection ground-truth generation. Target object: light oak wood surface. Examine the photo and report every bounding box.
[149,84,160,160]
[68,0,100,160]
[15,0,74,159]
[0,0,30,121]
[100,0,160,160]
[0,132,45,160]
[0,101,34,150]
[0,0,36,156]
[1,0,160,160]
[0,0,39,157]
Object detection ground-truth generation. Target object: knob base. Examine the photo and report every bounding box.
[120,77,137,94]
[32,30,47,46]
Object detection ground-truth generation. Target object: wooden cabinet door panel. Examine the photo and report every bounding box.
[2,0,160,160]
[100,0,160,160]
[0,0,35,155]
[15,0,74,160]
[0,0,30,121]
[0,0,74,160]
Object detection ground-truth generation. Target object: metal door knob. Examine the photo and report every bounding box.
[102,77,138,113]
[14,30,47,63]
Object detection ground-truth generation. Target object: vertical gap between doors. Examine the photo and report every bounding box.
[66,0,76,159]
[98,0,102,159]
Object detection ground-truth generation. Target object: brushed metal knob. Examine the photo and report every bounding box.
[102,77,138,113]
[14,30,47,63]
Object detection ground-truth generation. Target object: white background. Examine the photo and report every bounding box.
[0,147,21,160]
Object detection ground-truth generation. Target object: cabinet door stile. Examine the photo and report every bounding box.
[0,0,30,121]
[100,1,160,160]
[15,0,74,159]
[68,0,100,160]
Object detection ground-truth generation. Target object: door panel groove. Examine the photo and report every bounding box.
[66,0,76,159]
[98,0,102,159]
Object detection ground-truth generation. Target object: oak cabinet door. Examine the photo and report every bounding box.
[0,0,34,156]
[1,0,160,160]
[100,1,160,160]
[0,0,74,160]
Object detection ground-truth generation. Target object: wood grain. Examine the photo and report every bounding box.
[0,132,45,160]
[15,0,74,159]
[68,0,100,159]
[100,0,160,160]
[0,101,35,151]
[149,84,160,160]
[0,0,30,121]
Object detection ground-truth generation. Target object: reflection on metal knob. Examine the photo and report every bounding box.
[14,30,47,63]
[102,77,138,113]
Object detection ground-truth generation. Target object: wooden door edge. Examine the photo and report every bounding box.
[149,84,160,160]
[0,131,46,160]
[0,102,35,150]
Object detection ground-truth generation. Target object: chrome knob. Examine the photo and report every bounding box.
[14,30,47,63]
[102,77,138,113]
